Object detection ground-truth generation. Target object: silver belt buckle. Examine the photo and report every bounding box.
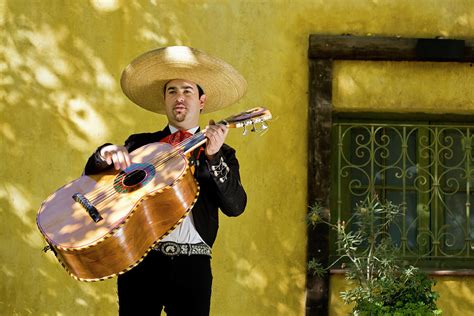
[160,241,181,256]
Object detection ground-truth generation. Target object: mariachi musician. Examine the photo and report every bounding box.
[84,46,247,315]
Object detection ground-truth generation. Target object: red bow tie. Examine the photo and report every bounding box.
[160,130,193,146]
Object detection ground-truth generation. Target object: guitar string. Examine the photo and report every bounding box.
[79,113,266,210]
[85,133,205,207]
[87,133,201,204]
[87,138,194,207]
[85,118,246,207]
[85,124,216,205]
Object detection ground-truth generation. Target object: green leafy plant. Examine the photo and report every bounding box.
[307,195,442,315]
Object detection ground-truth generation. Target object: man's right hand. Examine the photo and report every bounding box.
[99,145,132,170]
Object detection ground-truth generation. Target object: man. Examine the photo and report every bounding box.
[84,46,247,315]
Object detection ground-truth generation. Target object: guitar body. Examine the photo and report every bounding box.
[37,142,199,281]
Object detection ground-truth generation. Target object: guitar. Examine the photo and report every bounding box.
[36,107,271,281]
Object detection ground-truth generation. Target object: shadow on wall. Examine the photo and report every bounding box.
[434,276,474,314]
[212,211,306,315]
[0,0,187,314]
[1,1,301,315]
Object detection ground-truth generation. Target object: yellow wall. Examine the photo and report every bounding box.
[2,0,474,315]
[333,61,474,114]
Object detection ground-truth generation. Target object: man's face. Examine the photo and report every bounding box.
[164,79,206,129]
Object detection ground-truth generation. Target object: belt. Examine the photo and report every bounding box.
[154,241,212,257]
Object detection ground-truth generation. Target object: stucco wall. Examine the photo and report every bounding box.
[2,0,474,315]
[333,60,474,114]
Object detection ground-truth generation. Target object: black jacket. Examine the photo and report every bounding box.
[84,126,247,247]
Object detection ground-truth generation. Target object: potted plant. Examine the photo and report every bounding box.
[307,195,442,315]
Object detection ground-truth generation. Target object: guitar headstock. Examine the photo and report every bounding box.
[222,107,272,134]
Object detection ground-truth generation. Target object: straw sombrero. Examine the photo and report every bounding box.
[120,46,247,114]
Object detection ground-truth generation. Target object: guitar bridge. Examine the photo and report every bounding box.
[72,193,103,223]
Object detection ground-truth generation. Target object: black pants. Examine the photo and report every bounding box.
[117,251,213,316]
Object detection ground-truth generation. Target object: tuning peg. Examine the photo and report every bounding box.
[257,122,270,135]
[242,125,248,136]
[251,122,257,132]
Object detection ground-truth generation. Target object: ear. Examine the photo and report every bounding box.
[199,94,206,111]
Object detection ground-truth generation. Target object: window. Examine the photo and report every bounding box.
[306,35,474,313]
[332,121,474,268]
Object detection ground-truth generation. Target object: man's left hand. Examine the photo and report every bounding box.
[204,120,228,159]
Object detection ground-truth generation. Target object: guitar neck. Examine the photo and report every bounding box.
[180,119,229,155]
[181,132,207,155]
[179,107,272,155]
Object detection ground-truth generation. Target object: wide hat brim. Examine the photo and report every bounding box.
[120,46,247,114]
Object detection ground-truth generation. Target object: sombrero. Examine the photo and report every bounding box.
[120,46,247,114]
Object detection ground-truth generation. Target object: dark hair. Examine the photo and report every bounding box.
[163,81,205,98]
[196,84,205,97]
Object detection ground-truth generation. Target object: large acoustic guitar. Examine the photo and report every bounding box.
[37,107,271,282]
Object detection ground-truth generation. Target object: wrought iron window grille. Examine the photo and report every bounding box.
[333,122,474,268]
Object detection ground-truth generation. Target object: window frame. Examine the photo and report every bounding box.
[306,35,474,316]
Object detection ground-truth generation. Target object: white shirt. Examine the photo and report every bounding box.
[161,125,207,245]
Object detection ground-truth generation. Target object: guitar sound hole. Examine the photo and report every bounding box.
[113,163,156,194]
[123,170,146,187]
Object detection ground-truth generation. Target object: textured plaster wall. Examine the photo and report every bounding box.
[1,0,474,315]
[333,61,474,114]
